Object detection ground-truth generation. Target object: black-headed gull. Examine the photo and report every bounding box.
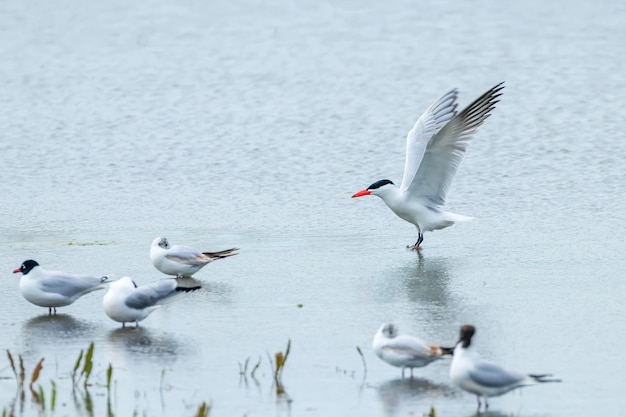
[150,237,238,278]
[13,259,110,315]
[102,276,201,327]
[373,323,453,378]
[352,83,504,249]
[450,324,560,411]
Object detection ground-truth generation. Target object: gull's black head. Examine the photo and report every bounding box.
[458,324,476,348]
[13,259,40,275]
[352,179,394,198]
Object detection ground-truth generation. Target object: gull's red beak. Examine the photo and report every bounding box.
[13,268,21,273]
[351,189,371,198]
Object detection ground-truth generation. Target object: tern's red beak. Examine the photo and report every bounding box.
[351,189,371,198]
[13,268,21,273]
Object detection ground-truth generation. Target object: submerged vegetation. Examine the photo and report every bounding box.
[356,346,367,380]
[239,339,293,401]
[2,344,210,417]
[268,339,291,397]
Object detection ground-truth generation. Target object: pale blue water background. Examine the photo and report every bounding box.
[1,0,625,416]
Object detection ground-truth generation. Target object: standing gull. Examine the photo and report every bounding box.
[449,324,560,411]
[13,259,110,315]
[103,276,201,327]
[352,83,504,249]
[373,323,453,378]
[150,237,238,278]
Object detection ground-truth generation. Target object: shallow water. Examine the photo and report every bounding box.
[1,0,626,415]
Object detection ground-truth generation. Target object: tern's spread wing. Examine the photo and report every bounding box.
[41,273,103,298]
[165,245,207,266]
[406,82,504,206]
[399,89,459,192]
[125,279,179,309]
[468,359,525,388]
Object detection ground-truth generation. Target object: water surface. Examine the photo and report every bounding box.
[1,0,625,416]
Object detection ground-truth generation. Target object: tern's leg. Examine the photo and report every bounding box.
[409,368,414,379]
[48,307,52,315]
[484,398,489,410]
[476,396,481,411]
[408,225,424,250]
[401,368,405,379]
[135,321,139,328]
[408,233,424,250]
[53,307,57,315]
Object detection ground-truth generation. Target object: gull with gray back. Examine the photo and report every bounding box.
[373,323,453,378]
[103,276,201,327]
[450,324,561,411]
[13,259,110,315]
[150,237,239,278]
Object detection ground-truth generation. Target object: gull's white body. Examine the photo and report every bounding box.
[371,187,470,233]
[373,323,450,376]
[103,276,200,326]
[353,83,504,247]
[150,237,238,277]
[17,264,108,310]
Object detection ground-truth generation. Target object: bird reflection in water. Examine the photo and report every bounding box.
[105,326,183,367]
[377,377,457,417]
[20,314,97,358]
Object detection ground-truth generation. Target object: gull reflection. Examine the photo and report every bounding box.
[20,314,98,358]
[377,377,457,417]
[465,410,513,417]
[104,326,186,369]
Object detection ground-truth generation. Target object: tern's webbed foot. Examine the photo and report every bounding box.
[407,233,424,250]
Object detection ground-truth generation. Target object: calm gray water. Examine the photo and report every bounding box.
[1,0,625,416]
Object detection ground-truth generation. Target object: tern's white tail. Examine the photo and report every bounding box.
[446,212,473,224]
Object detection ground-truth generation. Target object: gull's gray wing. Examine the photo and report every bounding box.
[469,360,526,388]
[125,279,178,310]
[165,245,208,266]
[41,273,105,298]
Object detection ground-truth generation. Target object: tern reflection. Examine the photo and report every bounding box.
[377,377,457,417]
[400,254,452,307]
